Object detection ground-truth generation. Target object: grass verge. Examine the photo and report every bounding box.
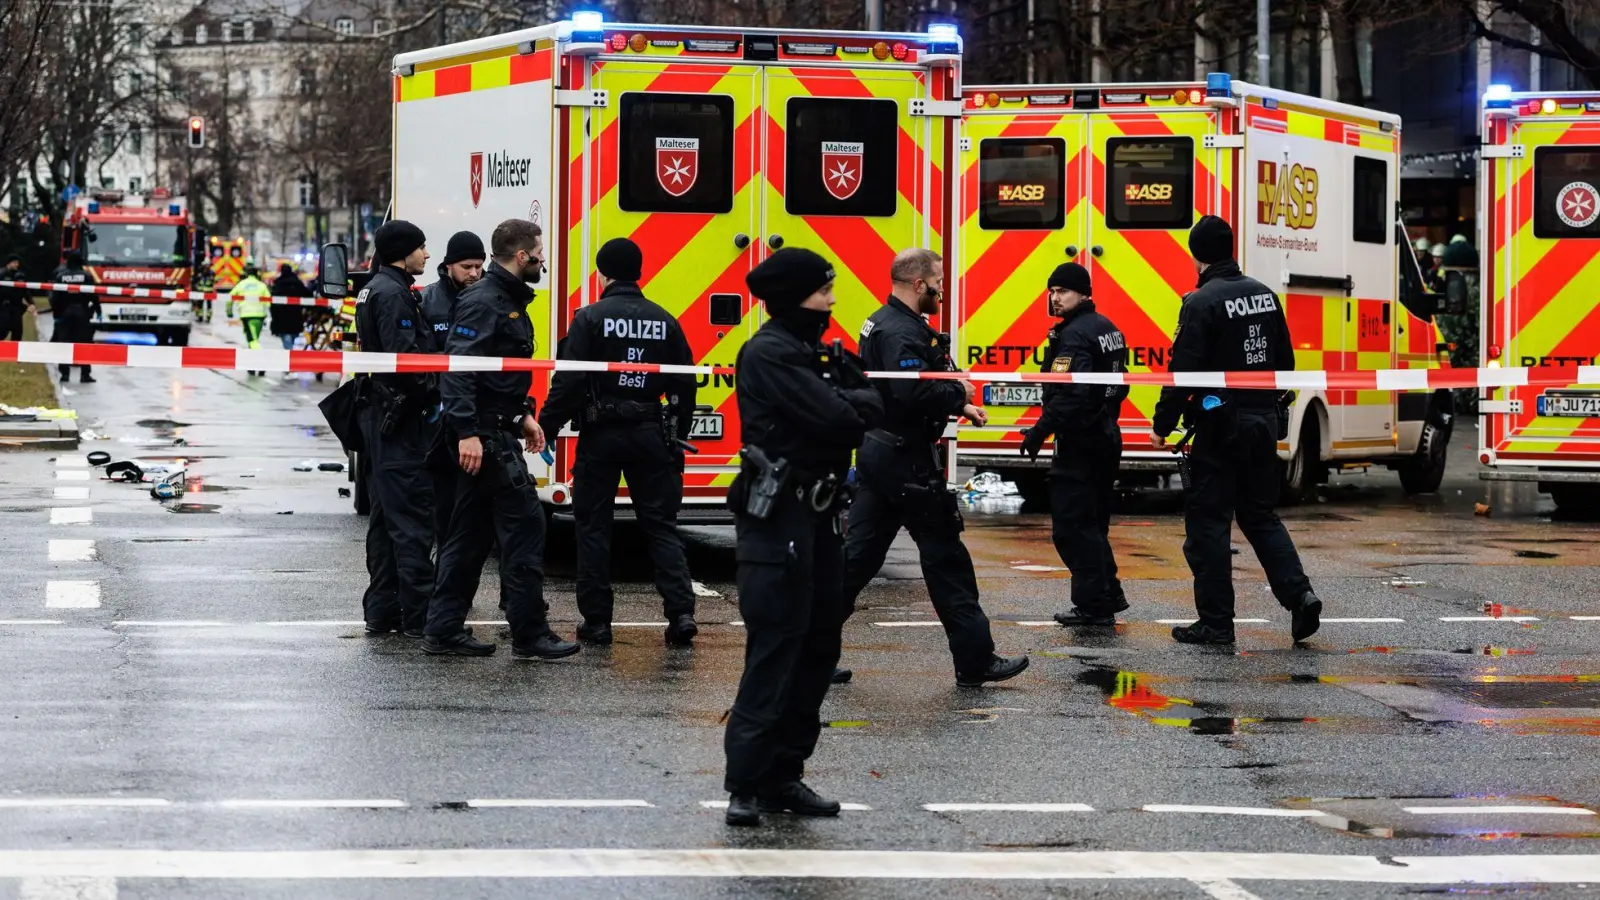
[0,313,62,409]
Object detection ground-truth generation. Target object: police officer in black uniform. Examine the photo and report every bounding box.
[48,252,98,383]
[425,218,580,661]
[842,248,1028,687]
[354,221,441,638]
[0,255,34,342]
[539,238,699,646]
[1151,215,1321,645]
[1020,263,1131,627]
[420,231,485,336]
[722,248,882,828]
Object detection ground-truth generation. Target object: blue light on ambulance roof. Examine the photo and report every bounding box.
[1485,83,1513,101]
[1205,72,1232,98]
[927,23,958,39]
[571,10,604,29]
[168,204,180,216]
[87,202,100,214]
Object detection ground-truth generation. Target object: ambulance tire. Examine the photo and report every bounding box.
[1549,485,1600,520]
[1398,421,1448,495]
[1280,416,1326,505]
[169,328,190,347]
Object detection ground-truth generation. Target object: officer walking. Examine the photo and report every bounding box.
[425,218,579,661]
[354,221,441,638]
[48,252,98,383]
[722,248,883,828]
[421,231,485,337]
[840,248,1028,687]
[228,262,272,375]
[0,255,34,341]
[1151,215,1321,645]
[538,238,699,646]
[1019,263,1131,627]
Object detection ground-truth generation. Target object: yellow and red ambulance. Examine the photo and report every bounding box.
[953,73,1451,501]
[390,14,959,514]
[1476,86,1600,513]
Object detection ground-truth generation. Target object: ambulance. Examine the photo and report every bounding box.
[389,13,959,514]
[952,73,1451,502]
[1476,86,1600,514]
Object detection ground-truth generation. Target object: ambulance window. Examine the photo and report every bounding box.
[1351,156,1388,244]
[978,138,1065,230]
[784,97,898,218]
[1534,147,1600,240]
[1105,138,1193,230]
[618,93,734,214]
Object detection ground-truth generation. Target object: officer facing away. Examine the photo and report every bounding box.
[426,218,580,661]
[1020,263,1131,627]
[354,221,442,638]
[421,231,485,336]
[48,251,98,383]
[841,248,1028,687]
[539,237,699,647]
[722,248,883,828]
[228,262,272,375]
[1151,215,1321,646]
[0,255,35,342]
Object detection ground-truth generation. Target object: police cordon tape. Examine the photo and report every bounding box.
[2,339,1594,390]
[0,279,339,308]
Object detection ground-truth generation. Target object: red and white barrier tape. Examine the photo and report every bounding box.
[1,340,1592,390]
[0,280,340,308]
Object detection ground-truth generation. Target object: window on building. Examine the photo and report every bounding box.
[373,19,387,35]
[334,18,355,37]
[129,176,143,193]
[298,174,314,209]
[130,129,142,154]
[1352,156,1388,244]
[1534,146,1600,239]
[101,131,116,154]
[195,23,207,45]
[978,138,1066,231]
[618,93,735,214]
[169,28,181,46]
[129,23,145,45]
[243,20,255,42]
[1104,137,1194,230]
[101,177,117,189]
[221,21,232,42]
[784,97,899,218]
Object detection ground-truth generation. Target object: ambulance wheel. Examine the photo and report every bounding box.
[1280,416,1325,505]
[170,328,190,347]
[1549,485,1600,519]
[1399,421,1448,495]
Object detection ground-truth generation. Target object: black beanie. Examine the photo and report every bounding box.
[1047,263,1092,297]
[278,263,296,277]
[442,231,485,266]
[595,237,643,282]
[1188,215,1234,265]
[746,248,835,316]
[374,220,426,265]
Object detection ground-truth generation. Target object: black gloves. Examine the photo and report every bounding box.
[1019,426,1045,461]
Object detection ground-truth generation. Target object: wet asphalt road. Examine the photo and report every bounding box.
[5,320,1600,898]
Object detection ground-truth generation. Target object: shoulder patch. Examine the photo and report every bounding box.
[1050,354,1072,373]
[859,318,876,339]
[398,319,413,328]
[898,357,924,370]
[454,325,479,339]
[433,323,449,332]
[508,311,521,319]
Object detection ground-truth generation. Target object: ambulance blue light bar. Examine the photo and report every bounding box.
[1206,72,1232,100]
[927,23,958,39]
[1484,83,1514,108]
[571,10,604,29]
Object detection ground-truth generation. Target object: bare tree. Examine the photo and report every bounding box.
[0,0,61,228]
[1457,0,1600,88]
[164,45,266,235]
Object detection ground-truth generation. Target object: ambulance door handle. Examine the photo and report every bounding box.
[1090,245,1104,257]
[767,234,785,250]
[733,233,751,250]
[1065,245,1079,259]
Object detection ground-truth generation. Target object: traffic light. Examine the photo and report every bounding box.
[187,116,205,149]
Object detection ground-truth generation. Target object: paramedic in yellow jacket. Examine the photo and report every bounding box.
[228,263,272,376]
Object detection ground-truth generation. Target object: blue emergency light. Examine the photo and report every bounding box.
[87,201,100,214]
[927,23,958,39]
[1484,83,1514,109]
[571,10,603,29]
[1206,72,1232,100]
[168,204,181,216]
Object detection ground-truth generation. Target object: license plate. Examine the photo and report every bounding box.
[689,414,724,440]
[983,384,1042,406]
[1537,393,1600,418]
[113,314,158,322]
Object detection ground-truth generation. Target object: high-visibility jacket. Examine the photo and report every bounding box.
[228,276,270,319]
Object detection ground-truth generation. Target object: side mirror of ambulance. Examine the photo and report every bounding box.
[318,242,349,300]
[1444,270,1469,316]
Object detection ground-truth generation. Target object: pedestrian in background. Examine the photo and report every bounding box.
[0,255,34,342]
[270,263,310,350]
[229,263,272,376]
[421,231,485,338]
[48,252,97,384]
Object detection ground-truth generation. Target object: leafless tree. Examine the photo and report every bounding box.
[0,0,61,232]
[1456,0,1600,88]
[162,43,267,234]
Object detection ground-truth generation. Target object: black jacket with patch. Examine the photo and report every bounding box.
[354,265,438,405]
[735,315,881,475]
[858,296,966,449]
[441,261,537,438]
[1035,300,1128,448]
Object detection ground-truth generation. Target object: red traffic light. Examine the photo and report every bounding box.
[187,116,205,148]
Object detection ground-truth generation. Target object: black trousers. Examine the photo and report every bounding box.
[1049,435,1124,615]
[359,407,440,631]
[843,440,994,674]
[572,422,695,625]
[51,310,94,377]
[724,503,845,796]
[1183,409,1312,627]
[0,305,25,342]
[428,430,552,644]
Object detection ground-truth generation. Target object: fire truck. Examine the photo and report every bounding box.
[62,191,200,345]
[388,13,959,514]
[952,73,1449,502]
[1476,86,1600,515]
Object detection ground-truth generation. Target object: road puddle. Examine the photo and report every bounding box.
[167,503,221,514]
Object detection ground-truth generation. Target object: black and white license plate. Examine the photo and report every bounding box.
[689,413,724,440]
[113,313,159,322]
[1537,392,1600,418]
[983,383,1042,407]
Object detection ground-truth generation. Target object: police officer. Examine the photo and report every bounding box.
[1151,215,1321,645]
[539,238,699,646]
[1019,263,1130,627]
[425,218,580,661]
[354,221,441,638]
[48,252,98,383]
[841,248,1028,687]
[421,231,485,336]
[0,255,34,342]
[722,248,882,828]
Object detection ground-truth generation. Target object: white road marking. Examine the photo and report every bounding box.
[49,508,92,525]
[0,849,1594,881]
[923,803,1095,813]
[48,540,96,562]
[1569,616,1600,621]
[258,621,366,627]
[0,798,168,808]
[54,457,88,469]
[468,799,654,809]
[1142,805,1326,818]
[872,621,942,627]
[215,800,406,810]
[19,876,117,900]
[113,621,230,627]
[612,622,670,628]
[1190,877,1265,900]
[1401,806,1595,816]
[1321,618,1406,623]
[0,620,65,626]
[53,487,90,500]
[1011,564,1066,572]
[1155,619,1270,624]
[1012,621,1062,627]
[691,580,722,598]
[45,582,100,609]
[699,800,872,811]
[1438,616,1540,622]
[54,470,90,482]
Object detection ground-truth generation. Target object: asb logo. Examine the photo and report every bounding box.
[469,152,484,207]
[1557,181,1599,229]
[1257,161,1319,230]
[822,141,864,200]
[1125,183,1174,202]
[656,137,699,197]
[998,184,1046,203]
